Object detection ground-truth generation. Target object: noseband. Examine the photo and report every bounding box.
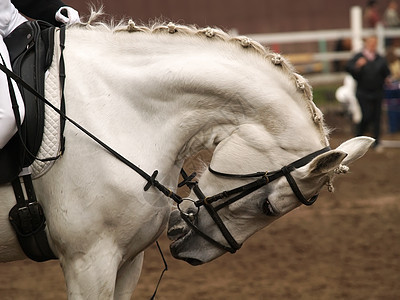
[177,146,331,254]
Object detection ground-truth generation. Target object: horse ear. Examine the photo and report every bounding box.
[307,150,347,176]
[336,136,375,166]
[307,136,375,176]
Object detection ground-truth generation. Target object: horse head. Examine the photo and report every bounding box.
[148,22,376,265]
[168,124,374,264]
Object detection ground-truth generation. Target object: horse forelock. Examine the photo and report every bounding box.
[73,9,329,145]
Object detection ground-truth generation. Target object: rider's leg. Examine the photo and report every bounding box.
[0,0,27,149]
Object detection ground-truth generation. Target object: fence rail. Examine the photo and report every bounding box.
[248,28,400,45]
[245,6,400,77]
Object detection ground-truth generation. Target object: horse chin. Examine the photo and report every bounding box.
[182,257,204,266]
[169,232,224,266]
[169,231,206,266]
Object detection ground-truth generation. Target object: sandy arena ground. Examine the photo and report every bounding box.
[0,111,399,300]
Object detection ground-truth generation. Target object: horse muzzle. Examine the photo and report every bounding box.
[167,210,202,265]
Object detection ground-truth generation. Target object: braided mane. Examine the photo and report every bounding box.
[74,9,328,144]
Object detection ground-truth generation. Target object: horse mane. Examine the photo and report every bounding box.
[74,8,329,144]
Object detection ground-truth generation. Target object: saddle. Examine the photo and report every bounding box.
[0,21,60,261]
[0,20,55,183]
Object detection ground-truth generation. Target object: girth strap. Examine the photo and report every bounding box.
[9,173,57,262]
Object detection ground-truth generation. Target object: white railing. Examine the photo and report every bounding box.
[245,6,400,77]
[248,28,359,44]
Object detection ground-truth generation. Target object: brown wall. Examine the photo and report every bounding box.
[64,0,392,34]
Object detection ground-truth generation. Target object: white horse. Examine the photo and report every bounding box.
[0,13,374,299]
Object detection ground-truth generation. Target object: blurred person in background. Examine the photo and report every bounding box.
[346,36,391,149]
[384,0,400,46]
[384,0,400,27]
[386,48,400,81]
[364,0,381,28]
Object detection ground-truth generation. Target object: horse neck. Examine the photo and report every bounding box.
[64,27,326,177]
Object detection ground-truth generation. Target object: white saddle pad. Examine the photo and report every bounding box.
[31,29,62,179]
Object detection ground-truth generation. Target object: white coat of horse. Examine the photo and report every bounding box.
[0,12,374,299]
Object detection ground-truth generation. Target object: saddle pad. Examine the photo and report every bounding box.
[31,28,62,179]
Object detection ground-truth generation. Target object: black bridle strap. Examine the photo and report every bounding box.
[208,147,331,180]
[213,177,268,211]
[284,146,331,169]
[179,212,238,253]
[281,166,317,206]
[195,176,269,209]
[180,169,242,252]
[203,201,241,252]
[207,146,331,207]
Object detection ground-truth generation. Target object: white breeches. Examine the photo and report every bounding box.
[0,0,26,149]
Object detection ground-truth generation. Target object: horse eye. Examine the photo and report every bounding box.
[262,199,276,216]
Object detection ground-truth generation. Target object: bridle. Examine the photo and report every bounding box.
[177,146,331,254]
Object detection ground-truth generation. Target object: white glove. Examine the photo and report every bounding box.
[55,6,80,26]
